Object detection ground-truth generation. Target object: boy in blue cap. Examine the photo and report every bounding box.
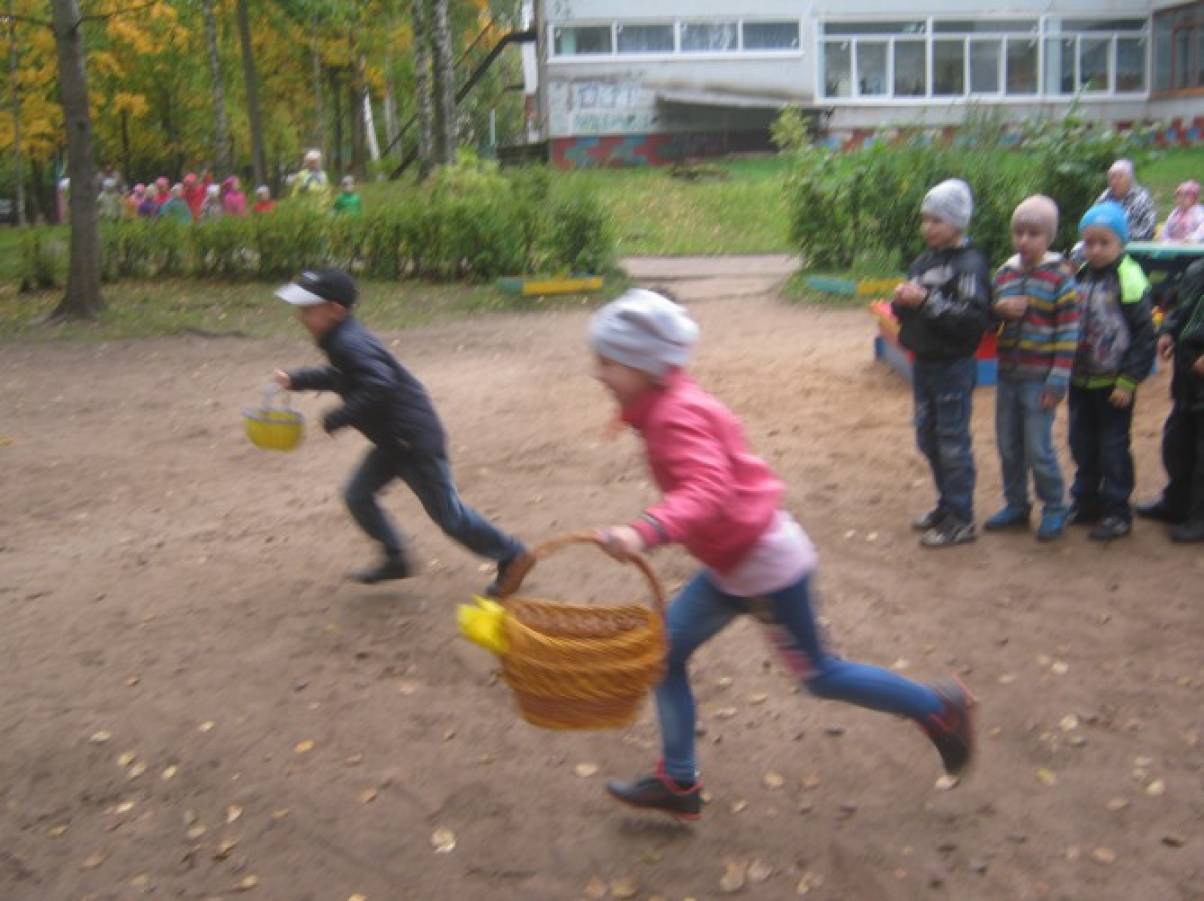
[273,268,530,589]
[1068,202,1156,540]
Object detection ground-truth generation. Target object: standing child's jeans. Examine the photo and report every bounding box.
[345,447,523,562]
[995,378,1066,515]
[655,570,943,785]
[1157,400,1204,523]
[1068,386,1136,520]
[913,357,977,524]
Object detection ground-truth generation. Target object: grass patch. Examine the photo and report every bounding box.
[0,277,622,343]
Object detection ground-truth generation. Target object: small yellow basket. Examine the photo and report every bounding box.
[244,387,305,452]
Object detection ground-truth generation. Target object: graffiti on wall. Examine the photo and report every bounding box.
[547,79,661,136]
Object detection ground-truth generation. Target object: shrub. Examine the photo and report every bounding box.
[18,227,63,292]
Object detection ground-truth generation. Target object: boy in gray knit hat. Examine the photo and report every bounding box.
[892,179,992,547]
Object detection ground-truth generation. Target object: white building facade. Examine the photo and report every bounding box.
[528,0,1203,166]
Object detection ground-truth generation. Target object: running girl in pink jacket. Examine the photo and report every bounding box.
[591,290,975,820]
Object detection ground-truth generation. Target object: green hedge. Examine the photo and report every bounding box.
[20,158,614,289]
[787,115,1154,272]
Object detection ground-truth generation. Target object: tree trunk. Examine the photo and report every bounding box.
[235,0,266,186]
[382,46,400,154]
[411,0,434,177]
[330,71,343,174]
[48,0,102,320]
[431,0,455,165]
[7,0,25,225]
[201,0,231,173]
[359,55,381,164]
[310,17,324,156]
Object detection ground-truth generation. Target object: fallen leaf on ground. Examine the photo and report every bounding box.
[934,775,959,791]
[730,799,748,813]
[720,859,747,893]
[1106,797,1129,811]
[714,707,738,719]
[749,693,768,705]
[640,848,662,864]
[117,751,136,767]
[271,809,290,820]
[214,838,237,860]
[762,771,784,790]
[717,676,733,688]
[397,681,418,696]
[130,873,149,887]
[125,676,140,687]
[115,800,135,814]
[198,721,215,733]
[997,674,1016,685]
[1092,847,1116,864]
[349,895,367,901]
[127,761,147,779]
[226,804,243,824]
[235,874,259,891]
[574,762,599,778]
[1035,767,1057,786]
[81,852,105,870]
[1146,779,1166,796]
[1059,715,1080,732]
[47,824,68,837]
[1051,661,1069,675]
[187,825,207,840]
[796,871,823,895]
[431,828,456,853]
[1134,755,1154,767]
[90,730,112,744]
[611,876,639,898]
[801,774,820,790]
[583,877,607,899]
[294,739,315,754]
[748,859,774,883]
[161,765,177,781]
[359,788,378,804]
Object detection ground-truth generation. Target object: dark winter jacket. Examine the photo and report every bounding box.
[894,242,992,361]
[1161,259,1204,410]
[1072,255,1156,394]
[287,317,447,456]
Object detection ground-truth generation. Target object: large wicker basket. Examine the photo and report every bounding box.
[494,532,667,730]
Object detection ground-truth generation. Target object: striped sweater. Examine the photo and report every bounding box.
[992,252,1080,395]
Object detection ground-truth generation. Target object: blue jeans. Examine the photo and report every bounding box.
[344,447,523,561]
[655,570,943,783]
[1069,386,1136,520]
[913,358,977,524]
[995,378,1066,514]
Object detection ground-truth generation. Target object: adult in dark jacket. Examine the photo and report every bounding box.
[273,268,529,588]
[1136,259,1204,541]
[892,178,992,548]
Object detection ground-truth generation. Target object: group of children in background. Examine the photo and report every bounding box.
[262,165,1202,823]
[71,149,364,225]
[893,178,1204,546]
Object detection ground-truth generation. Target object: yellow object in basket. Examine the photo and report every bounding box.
[457,596,509,655]
[244,387,305,452]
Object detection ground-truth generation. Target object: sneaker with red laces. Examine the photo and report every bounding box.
[923,678,976,775]
[605,761,702,820]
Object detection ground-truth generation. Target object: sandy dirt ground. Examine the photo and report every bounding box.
[1,272,1201,901]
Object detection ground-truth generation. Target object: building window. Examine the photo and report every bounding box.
[616,24,674,54]
[857,42,889,96]
[680,21,738,53]
[743,21,799,51]
[1154,1,1203,92]
[894,40,926,95]
[1116,36,1147,91]
[933,40,966,95]
[553,25,612,56]
[970,39,1002,93]
[823,41,853,97]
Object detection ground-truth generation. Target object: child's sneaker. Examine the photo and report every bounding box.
[350,553,412,584]
[920,519,976,548]
[984,505,1030,531]
[1088,515,1131,541]
[912,507,947,531]
[484,549,535,597]
[605,762,702,820]
[1168,519,1204,543]
[1036,509,1069,542]
[922,678,976,775]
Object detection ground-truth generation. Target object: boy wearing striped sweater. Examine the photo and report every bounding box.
[987,196,1080,541]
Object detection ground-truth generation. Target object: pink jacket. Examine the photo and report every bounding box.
[624,370,783,574]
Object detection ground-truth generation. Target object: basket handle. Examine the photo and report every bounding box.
[495,531,666,618]
[261,383,294,411]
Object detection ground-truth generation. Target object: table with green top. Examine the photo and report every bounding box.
[1126,241,1204,280]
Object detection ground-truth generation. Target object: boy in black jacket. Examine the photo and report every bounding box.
[1136,259,1204,542]
[1067,203,1156,541]
[273,268,529,589]
[892,179,992,548]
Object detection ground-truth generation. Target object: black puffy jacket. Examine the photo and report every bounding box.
[287,317,447,455]
[893,242,992,361]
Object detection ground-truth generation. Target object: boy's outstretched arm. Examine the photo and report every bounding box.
[285,365,340,391]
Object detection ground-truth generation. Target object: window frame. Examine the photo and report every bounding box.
[546,17,806,62]
[1152,1,1204,95]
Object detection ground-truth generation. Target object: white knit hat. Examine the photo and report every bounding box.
[921,179,974,231]
[589,289,699,377]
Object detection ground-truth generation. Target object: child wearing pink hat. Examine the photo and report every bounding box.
[1161,181,1204,243]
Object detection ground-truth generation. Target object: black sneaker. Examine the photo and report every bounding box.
[605,762,702,821]
[922,678,976,775]
[1135,499,1188,524]
[920,519,976,548]
[1066,503,1102,526]
[1169,519,1204,543]
[1088,515,1131,541]
[484,549,534,598]
[350,554,412,584]
[912,507,947,531]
